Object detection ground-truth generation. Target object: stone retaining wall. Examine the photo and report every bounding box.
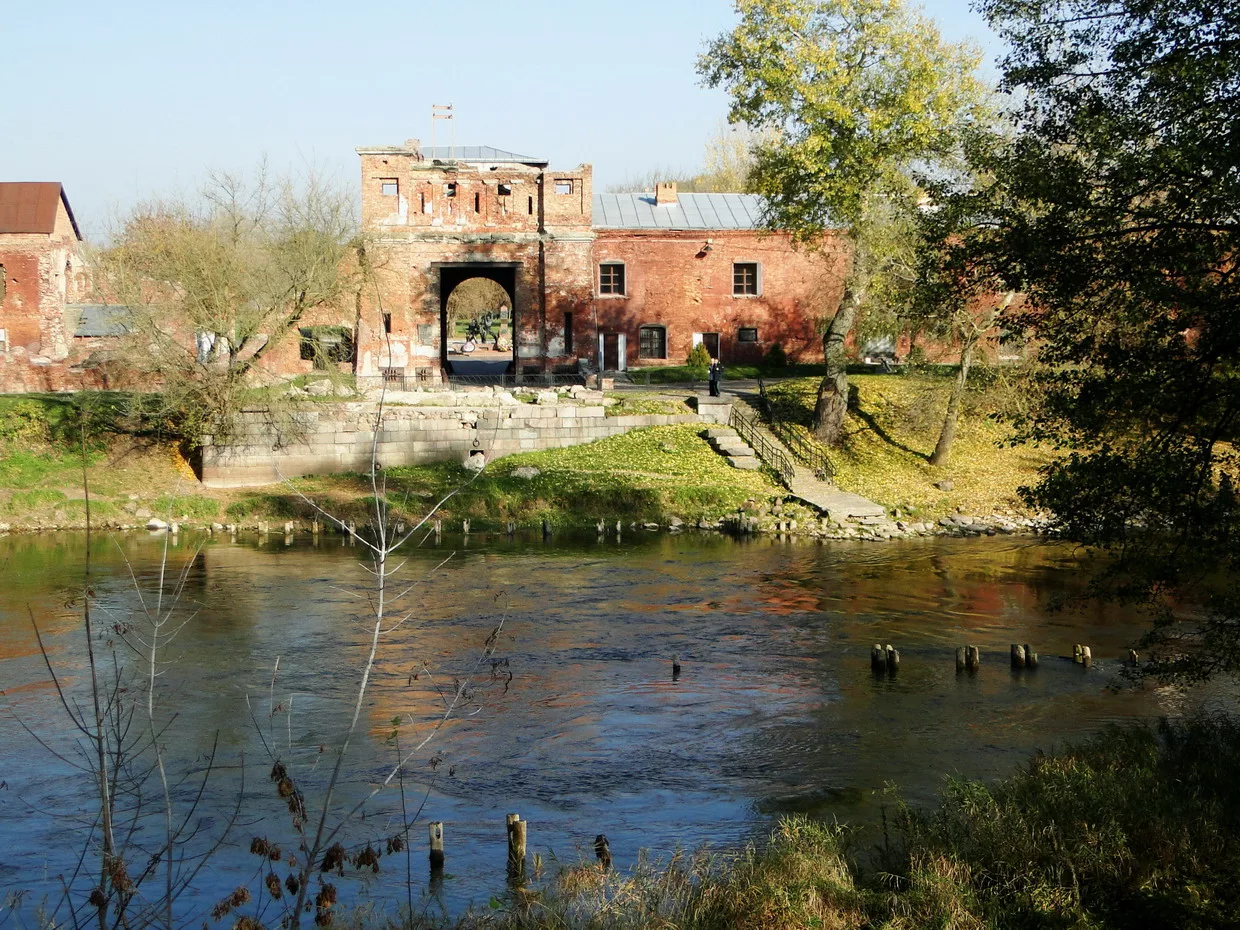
[201,401,724,488]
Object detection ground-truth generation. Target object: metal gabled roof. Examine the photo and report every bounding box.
[70,304,133,338]
[592,192,767,230]
[421,145,549,167]
[0,182,81,239]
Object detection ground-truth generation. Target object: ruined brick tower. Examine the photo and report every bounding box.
[355,139,594,382]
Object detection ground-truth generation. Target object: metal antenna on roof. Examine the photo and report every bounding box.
[432,103,454,160]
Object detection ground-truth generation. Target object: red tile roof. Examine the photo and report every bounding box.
[0,182,82,239]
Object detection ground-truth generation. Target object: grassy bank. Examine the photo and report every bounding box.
[0,373,1050,530]
[452,717,1240,930]
[0,393,780,530]
[767,372,1052,519]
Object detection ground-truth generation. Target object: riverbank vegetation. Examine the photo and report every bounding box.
[0,372,1045,531]
[456,716,1240,930]
[769,371,1050,519]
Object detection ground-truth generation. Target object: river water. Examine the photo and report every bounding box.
[0,529,1193,921]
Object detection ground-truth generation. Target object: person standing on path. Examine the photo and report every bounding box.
[708,357,722,397]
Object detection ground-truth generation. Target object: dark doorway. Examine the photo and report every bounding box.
[436,263,519,377]
[698,332,721,360]
[600,332,627,371]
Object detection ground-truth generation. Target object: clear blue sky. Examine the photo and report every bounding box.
[1,0,1003,238]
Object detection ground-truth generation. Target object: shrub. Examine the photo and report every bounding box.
[687,343,712,369]
[763,343,788,368]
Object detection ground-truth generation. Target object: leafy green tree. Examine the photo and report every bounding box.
[699,0,989,444]
[982,0,1240,681]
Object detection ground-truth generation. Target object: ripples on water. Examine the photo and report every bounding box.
[0,530,1190,917]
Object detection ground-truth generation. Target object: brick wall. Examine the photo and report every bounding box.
[0,197,93,393]
[590,229,848,368]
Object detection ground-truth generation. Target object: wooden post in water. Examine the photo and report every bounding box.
[1129,649,1139,665]
[507,521,516,537]
[462,519,470,536]
[428,822,445,870]
[956,646,966,673]
[885,645,899,674]
[312,519,320,536]
[434,520,442,543]
[871,644,885,673]
[1073,644,1083,664]
[594,834,612,870]
[966,646,981,673]
[1011,644,1026,669]
[543,519,552,540]
[1025,645,1038,669]
[506,814,527,870]
[1081,645,1093,668]
[672,654,681,679]
[597,519,605,535]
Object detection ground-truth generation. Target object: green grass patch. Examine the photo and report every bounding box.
[766,373,1050,518]
[372,425,780,528]
[602,394,693,417]
[151,494,221,520]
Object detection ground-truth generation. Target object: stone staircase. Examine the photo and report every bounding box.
[710,405,887,523]
[705,427,762,470]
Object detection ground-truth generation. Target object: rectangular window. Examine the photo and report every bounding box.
[474,192,481,213]
[380,179,399,197]
[564,312,574,355]
[382,312,393,334]
[639,326,667,360]
[444,182,458,198]
[299,326,355,367]
[733,262,760,296]
[599,262,626,296]
[498,183,513,196]
[528,196,534,215]
[555,179,574,195]
[738,326,758,343]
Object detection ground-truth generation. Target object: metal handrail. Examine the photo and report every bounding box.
[729,402,796,486]
[756,379,835,481]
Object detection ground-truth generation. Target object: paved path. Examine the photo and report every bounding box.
[787,465,886,520]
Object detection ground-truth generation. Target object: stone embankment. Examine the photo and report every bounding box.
[0,504,1047,540]
[202,385,727,488]
[717,497,1048,541]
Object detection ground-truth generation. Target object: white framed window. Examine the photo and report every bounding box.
[732,261,762,296]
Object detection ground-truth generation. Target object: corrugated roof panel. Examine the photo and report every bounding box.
[70,304,133,338]
[592,192,771,230]
[420,145,547,166]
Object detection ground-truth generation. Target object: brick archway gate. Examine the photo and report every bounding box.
[435,262,519,378]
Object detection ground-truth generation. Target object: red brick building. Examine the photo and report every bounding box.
[0,183,132,393]
[329,140,845,383]
[0,146,849,393]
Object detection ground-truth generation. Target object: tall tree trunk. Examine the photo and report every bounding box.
[930,292,1015,466]
[812,285,864,445]
[929,333,977,466]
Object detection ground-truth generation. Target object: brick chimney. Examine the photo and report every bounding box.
[655,181,678,205]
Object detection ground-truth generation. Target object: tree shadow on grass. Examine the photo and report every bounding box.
[847,404,930,462]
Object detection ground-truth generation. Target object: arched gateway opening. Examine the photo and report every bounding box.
[436,263,518,379]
